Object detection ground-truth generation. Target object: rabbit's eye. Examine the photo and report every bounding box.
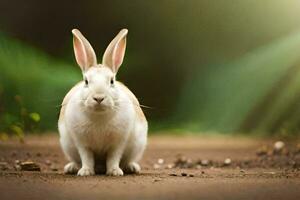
[85,79,89,86]
[110,78,114,85]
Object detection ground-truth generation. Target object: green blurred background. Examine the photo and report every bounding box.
[1,0,300,136]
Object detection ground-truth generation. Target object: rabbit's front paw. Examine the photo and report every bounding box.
[64,162,79,174]
[125,162,141,174]
[106,167,124,176]
[77,167,95,176]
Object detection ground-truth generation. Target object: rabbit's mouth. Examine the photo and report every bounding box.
[84,104,112,115]
[84,97,115,113]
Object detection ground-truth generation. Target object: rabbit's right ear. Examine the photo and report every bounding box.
[72,29,97,72]
[102,29,128,74]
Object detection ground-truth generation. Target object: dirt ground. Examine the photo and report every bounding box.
[0,134,300,200]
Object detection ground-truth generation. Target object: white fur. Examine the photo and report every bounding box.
[59,73,147,176]
[58,29,147,176]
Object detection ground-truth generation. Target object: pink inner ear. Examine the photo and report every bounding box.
[113,39,126,69]
[74,37,87,69]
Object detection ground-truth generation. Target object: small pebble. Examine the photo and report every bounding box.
[224,158,232,166]
[274,141,285,151]
[45,160,51,166]
[14,164,21,171]
[200,159,210,166]
[181,172,188,176]
[19,161,41,171]
[174,155,193,168]
[169,173,177,176]
[166,164,174,169]
[157,158,164,164]
[189,174,194,177]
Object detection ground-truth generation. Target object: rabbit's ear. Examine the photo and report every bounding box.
[72,29,97,71]
[102,29,128,73]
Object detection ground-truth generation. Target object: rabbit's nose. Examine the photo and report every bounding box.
[93,95,105,104]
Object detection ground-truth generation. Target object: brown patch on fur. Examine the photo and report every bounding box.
[59,81,83,122]
[116,81,146,121]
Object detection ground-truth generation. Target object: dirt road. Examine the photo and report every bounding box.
[0,134,299,200]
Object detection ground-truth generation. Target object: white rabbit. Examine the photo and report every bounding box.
[58,28,147,176]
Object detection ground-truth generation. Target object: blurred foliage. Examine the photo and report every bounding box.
[1,1,300,136]
[173,30,300,136]
[0,32,80,134]
[0,94,40,141]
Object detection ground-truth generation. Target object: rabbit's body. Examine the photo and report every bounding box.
[58,29,147,176]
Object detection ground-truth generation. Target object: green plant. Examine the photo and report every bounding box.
[0,92,40,141]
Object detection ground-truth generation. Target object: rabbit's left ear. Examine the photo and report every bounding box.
[72,29,97,72]
[102,29,128,73]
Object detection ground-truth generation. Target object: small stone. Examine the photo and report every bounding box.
[200,159,210,166]
[201,171,205,174]
[240,170,245,173]
[15,160,20,165]
[224,158,232,166]
[45,160,51,166]
[189,174,194,177]
[196,164,202,169]
[181,172,188,176]
[14,164,21,171]
[157,158,164,165]
[274,141,285,152]
[19,161,41,171]
[166,164,174,169]
[169,173,177,176]
[174,155,193,168]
